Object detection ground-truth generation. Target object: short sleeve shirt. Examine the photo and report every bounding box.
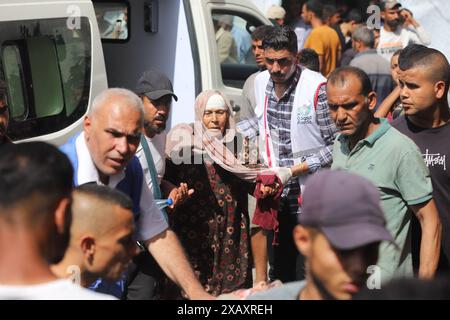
[0,280,116,300]
[304,25,341,77]
[331,119,433,281]
[392,115,450,265]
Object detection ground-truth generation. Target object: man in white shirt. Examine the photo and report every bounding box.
[0,142,114,300]
[60,88,212,300]
[134,71,193,205]
[377,0,430,62]
[133,71,193,299]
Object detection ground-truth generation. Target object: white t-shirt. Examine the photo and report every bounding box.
[0,279,116,300]
[136,132,166,195]
[377,26,431,62]
[75,133,168,242]
[290,18,311,51]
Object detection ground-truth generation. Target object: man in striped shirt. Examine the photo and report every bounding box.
[253,26,337,282]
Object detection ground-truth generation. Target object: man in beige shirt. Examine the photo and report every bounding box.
[215,15,238,64]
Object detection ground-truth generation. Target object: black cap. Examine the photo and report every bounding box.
[135,70,178,102]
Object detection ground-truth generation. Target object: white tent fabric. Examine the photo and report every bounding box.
[392,0,450,59]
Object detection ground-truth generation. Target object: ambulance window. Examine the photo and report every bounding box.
[212,11,264,89]
[2,46,26,120]
[94,2,129,41]
[213,13,253,65]
[0,17,91,141]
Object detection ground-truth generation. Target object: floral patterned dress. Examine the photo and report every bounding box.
[163,155,254,296]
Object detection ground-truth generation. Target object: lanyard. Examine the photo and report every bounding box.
[140,135,162,199]
[263,95,273,168]
[140,135,169,222]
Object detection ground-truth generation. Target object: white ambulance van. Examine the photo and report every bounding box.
[0,0,270,145]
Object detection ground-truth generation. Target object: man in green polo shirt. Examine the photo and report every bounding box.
[327,66,441,283]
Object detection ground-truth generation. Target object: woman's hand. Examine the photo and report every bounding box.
[259,182,281,199]
[168,182,194,209]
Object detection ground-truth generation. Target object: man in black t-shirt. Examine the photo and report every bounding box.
[392,44,450,274]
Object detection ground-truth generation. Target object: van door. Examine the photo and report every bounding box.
[94,0,198,128]
[189,0,270,120]
[0,0,106,145]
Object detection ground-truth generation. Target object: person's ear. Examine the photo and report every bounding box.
[367,91,377,112]
[81,237,96,264]
[83,115,92,139]
[54,197,71,235]
[435,80,446,99]
[294,225,312,257]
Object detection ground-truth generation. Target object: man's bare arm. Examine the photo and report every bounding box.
[145,229,214,299]
[411,199,441,279]
[374,86,401,118]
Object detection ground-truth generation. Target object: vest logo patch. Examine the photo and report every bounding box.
[297,104,312,124]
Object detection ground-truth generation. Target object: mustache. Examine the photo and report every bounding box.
[387,19,400,27]
[154,114,166,122]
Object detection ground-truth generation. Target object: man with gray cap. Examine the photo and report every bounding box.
[377,0,430,62]
[246,170,393,300]
[128,71,194,299]
[134,70,193,207]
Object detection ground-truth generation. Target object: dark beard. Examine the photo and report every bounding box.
[386,19,400,30]
[144,119,166,136]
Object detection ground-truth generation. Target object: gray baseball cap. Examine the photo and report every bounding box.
[135,70,178,102]
[381,0,402,10]
[299,170,394,250]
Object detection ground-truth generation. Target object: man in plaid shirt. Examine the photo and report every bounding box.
[253,27,337,282]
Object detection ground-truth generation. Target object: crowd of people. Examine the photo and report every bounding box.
[0,0,449,300]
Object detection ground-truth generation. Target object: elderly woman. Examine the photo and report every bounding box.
[163,90,278,297]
